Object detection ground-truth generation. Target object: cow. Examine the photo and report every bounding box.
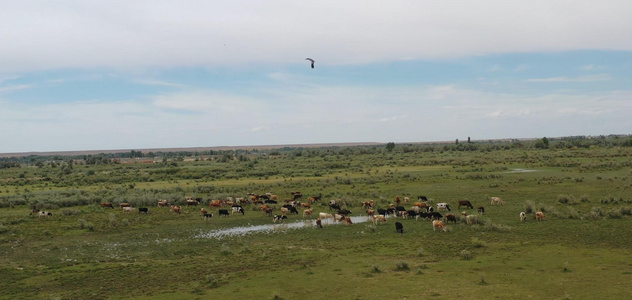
[202,213,213,219]
[344,217,353,225]
[186,199,200,206]
[315,218,323,228]
[436,203,451,211]
[281,206,298,214]
[170,205,181,214]
[303,208,313,218]
[372,215,387,225]
[403,197,410,203]
[273,215,287,223]
[458,200,474,209]
[232,206,245,215]
[334,214,346,222]
[366,209,375,217]
[123,207,135,212]
[157,199,169,207]
[395,196,401,206]
[291,191,303,201]
[413,202,431,212]
[209,200,223,208]
[200,208,208,215]
[520,211,527,222]
[418,196,429,202]
[218,209,230,217]
[444,214,457,224]
[406,210,419,220]
[361,200,375,209]
[536,211,545,221]
[119,203,131,208]
[300,202,312,209]
[328,203,341,211]
[432,220,446,232]
[377,208,389,216]
[477,206,485,214]
[395,222,404,234]
[281,207,290,215]
[30,207,40,216]
[100,202,114,209]
[337,209,352,216]
[138,207,149,214]
[38,211,53,217]
[490,197,505,206]
[319,212,333,219]
[308,195,322,203]
[264,199,278,204]
[264,208,273,217]
[429,212,443,220]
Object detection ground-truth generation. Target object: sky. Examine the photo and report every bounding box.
[1,0,631,153]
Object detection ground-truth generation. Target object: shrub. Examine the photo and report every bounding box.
[395,261,410,271]
[372,265,381,273]
[607,209,622,219]
[471,237,486,248]
[484,219,512,231]
[557,194,573,204]
[524,200,536,214]
[580,194,590,203]
[460,250,472,260]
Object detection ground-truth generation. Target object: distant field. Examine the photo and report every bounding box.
[1,141,632,299]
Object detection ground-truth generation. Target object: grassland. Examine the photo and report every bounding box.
[1,139,632,299]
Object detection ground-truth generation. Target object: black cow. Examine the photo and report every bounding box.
[138,207,149,214]
[429,212,443,220]
[477,206,485,214]
[329,203,341,211]
[418,196,429,202]
[458,200,474,209]
[264,199,277,204]
[377,208,388,216]
[203,213,213,219]
[273,215,287,223]
[406,210,419,219]
[395,222,404,234]
[337,209,352,216]
[218,209,229,217]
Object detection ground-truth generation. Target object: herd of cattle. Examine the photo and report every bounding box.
[31,192,547,232]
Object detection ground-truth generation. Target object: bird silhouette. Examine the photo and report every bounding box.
[305,58,315,69]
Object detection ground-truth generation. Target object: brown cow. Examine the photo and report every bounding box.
[119,203,131,208]
[100,202,114,209]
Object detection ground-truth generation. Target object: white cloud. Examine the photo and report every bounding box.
[527,74,611,82]
[1,1,631,72]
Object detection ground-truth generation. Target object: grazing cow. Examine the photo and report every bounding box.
[377,208,388,216]
[337,209,352,216]
[461,211,468,217]
[287,206,299,214]
[334,214,346,222]
[170,205,181,214]
[186,199,200,206]
[291,192,303,201]
[157,199,169,207]
[260,204,270,211]
[490,197,505,206]
[273,215,287,223]
[218,209,230,217]
[303,208,313,218]
[264,199,277,204]
[413,202,431,212]
[319,212,333,219]
[458,200,474,209]
[432,220,446,232]
[100,202,114,209]
[210,200,223,208]
[232,206,245,215]
[344,217,353,225]
[203,213,213,219]
[372,215,388,225]
[300,202,312,209]
[535,211,545,221]
[436,203,451,212]
[477,206,485,214]
[418,212,430,220]
[281,207,290,215]
[30,207,40,215]
[200,208,208,215]
[308,195,322,203]
[520,211,527,222]
[418,196,429,202]
[395,222,404,234]
[444,214,457,224]
[270,195,279,201]
[403,197,410,203]
[395,196,401,206]
[328,203,341,211]
[406,210,419,220]
[264,208,273,217]
[429,212,443,220]
[119,203,131,208]
[315,218,323,228]
[38,211,53,217]
[362,200,375,209]
[123,207,135,212]
[235,197,247,205]
[138,207,149,214]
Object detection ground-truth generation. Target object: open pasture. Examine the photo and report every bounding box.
[1,141,632,299]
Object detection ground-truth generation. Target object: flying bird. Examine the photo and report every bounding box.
[305,58,315,69]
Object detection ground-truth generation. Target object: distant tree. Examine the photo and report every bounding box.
[385,142,395,152]
[468,136,471,143]
[455,139,459,145]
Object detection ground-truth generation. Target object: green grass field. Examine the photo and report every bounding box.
[1,142,632,299]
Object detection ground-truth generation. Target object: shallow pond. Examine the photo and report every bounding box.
[195,215,372,239]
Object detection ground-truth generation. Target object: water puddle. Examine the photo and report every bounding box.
[195,215,373,239]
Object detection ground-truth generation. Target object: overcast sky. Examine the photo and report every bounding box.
[1,0,631,153]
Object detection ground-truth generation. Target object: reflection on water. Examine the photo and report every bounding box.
[195,216,372,239]
[505,168,538,173]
